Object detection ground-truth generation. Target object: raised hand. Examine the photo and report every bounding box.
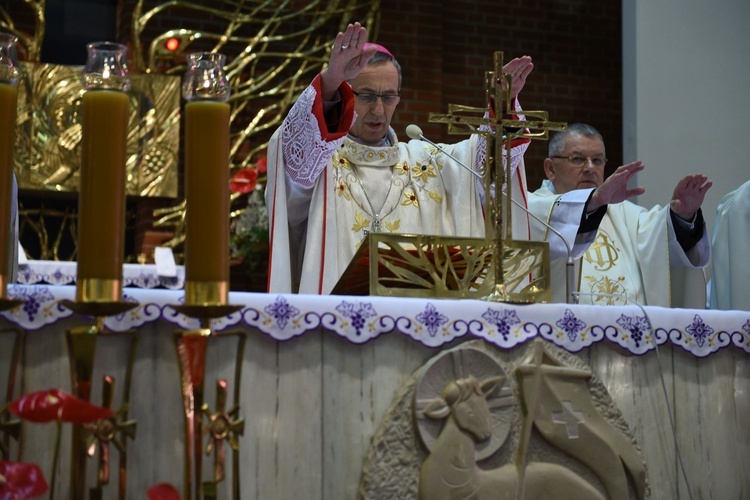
[588,160,646,211]
[320,22,378,99]
[501,55,534,100]
[670,174,712,220]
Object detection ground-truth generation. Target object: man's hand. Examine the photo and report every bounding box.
[670,174,712,221]
[501,55,534,100]
[320,22,378,100]
[587,160,645,212]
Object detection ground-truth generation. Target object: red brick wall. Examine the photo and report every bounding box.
[377,0,622,189]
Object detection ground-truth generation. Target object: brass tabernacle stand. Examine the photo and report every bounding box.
[333,52,565,303]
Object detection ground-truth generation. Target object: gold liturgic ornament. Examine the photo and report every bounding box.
[334,52,565,303]
[170,52,246,500]
[55,41,141,500]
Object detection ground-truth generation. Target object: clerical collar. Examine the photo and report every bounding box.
[347,129,396,148]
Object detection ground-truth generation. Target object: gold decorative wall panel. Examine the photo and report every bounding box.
[15,62,180,198]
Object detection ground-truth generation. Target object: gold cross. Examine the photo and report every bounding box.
[428,51,566,301]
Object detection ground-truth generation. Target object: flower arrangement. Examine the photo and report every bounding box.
[229,157,269,275]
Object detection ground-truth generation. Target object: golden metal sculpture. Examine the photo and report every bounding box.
[63,320,139,499]
[84,375,138,500]
[13,62,181,197]
[346,52,564,302]
[173,326,247,500]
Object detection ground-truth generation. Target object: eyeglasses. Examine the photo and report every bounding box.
[352,90,401,106]
[551,155,607,169]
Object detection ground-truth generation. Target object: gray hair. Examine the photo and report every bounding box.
[548,123,604,157]
[367,50,402,89]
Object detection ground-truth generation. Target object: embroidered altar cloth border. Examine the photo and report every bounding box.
[15,260,185,290]
[2,284,749,358]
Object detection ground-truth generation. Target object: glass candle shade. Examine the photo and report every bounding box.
[76,42,131,302]
[0,32,20,296]
[182,52,231,305]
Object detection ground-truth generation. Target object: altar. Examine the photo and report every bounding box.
[1,284,748,499]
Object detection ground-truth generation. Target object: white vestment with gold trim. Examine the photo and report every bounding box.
[266,76,538,294]
[529,180,709,307]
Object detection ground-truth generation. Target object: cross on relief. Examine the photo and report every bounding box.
[552,400,586,439]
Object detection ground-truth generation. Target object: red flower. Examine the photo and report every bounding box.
[229,167,259,194]
[147,482,181,500]
[8,389,114,424]
[0,461,49,499]
[255,157,267,175]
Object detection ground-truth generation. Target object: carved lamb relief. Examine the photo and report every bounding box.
[359,339,649,499]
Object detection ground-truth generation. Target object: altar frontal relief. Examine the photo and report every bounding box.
[359,340,649,499]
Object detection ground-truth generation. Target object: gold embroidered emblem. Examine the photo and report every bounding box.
[584,230,620,272]
[401,190,419,207]
[385,219,401,232]
[352,211,371,232]
[336,180,351,200]
[411,162,437,181]
[584,276,627,305]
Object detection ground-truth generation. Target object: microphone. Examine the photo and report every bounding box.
[407,124,577,304]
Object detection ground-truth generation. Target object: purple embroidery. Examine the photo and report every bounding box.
[556,308,586,342]
[264,296,300,329]
[336,300,377,336]
[616,314,650,348]
[742,319,750,336]
[11,286,55,322]
[685,314,714,348]
[416,303,449,337]
[481,308,521,341]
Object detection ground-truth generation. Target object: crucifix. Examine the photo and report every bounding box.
[429,51,566,302]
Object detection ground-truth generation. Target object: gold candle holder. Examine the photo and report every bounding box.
[58,41,139,499]
[172,52,246,499]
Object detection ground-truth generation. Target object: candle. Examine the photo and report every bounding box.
[77,89,129,302]
[0,82,17,294]
[184,100,230,299]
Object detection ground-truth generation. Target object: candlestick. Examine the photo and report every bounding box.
[182,52,231,306]
[76,42,131,303]
[0,32,20,306]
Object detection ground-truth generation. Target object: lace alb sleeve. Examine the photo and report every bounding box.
[281,85,347,188]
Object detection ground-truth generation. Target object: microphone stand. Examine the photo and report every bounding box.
[407,125,577,303]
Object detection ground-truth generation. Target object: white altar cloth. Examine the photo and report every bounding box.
[3,284,748,358]
[15,260,185,289]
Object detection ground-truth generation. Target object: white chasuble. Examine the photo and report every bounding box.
[266,75,533,295]
[529,182,709,308]
[710,180,750,310]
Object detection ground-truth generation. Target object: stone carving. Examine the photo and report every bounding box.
[359,340,649,499]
